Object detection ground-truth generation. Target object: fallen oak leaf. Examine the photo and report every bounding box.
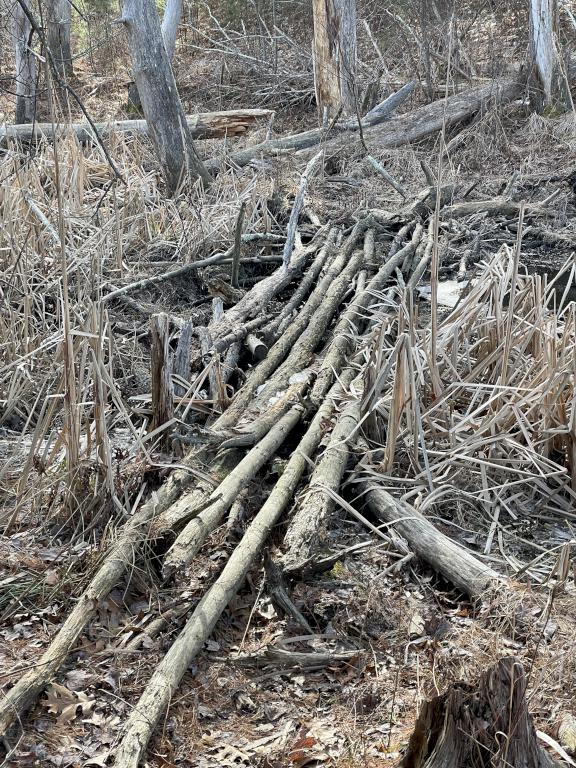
[44,682,96,725]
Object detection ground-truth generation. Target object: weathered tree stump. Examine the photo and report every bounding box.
[401,657,560,768]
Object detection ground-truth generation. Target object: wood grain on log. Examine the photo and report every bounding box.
[0,109,274,146]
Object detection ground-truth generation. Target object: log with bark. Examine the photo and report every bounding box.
[361,482,501,599]
[300,75,525,161]
[204,77,524,174]
[112,371,357,768]
[205,81,418,173]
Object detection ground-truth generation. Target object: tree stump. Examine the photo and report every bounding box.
[401,657,560,768]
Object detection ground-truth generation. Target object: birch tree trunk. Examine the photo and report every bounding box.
[312,0,357,120]
[529,0,565,109]
[45,0,73,79]
[13,0,37,123]
[120,0,212,192]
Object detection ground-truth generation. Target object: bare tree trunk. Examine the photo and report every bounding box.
[161,0,182,61]
[45,0,73,79]
[13,0,37,123]
[120,0,211,192]
[529,0,565,110]
[128,0,182,112]
[312,0,357,120]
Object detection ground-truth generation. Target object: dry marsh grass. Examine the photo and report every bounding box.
[0,127,280,542]
[356,248,576,582]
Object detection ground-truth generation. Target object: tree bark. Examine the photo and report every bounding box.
[45,0,73,79]
[120,0,211,192]
[128,0,182,111]
[150,314,174,446]
[363,483,501,598]
[312,0,357,119]
[0,108,273,146]
[13,0,37,124]
[207,77,522,173]
[529,0,565,110]
[402,657,560,768]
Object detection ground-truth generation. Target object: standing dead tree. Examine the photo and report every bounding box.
[312,0,357,120]
[161,0,182,61]
[529,0,567,110]
[12,0,37,123]
[128,0,182,111]
[119,0,212,192]
[44,0,73,78]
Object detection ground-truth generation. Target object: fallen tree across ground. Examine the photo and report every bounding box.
[210,76,525,172]
[0,108,274,145]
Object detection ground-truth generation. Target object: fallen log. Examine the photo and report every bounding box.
[402,657,560,768]
[283,386,363,571]
[205,81,417,173]
[162,403,303,578]
[242,228,373,419]
[310,224,423,404]
[298,76,525,161]
[208,226,329,342]
[0,480,199,736]
[211,224,357,430]
[362,482,501,598]
[0,109,274,146]
[112,370,357,768]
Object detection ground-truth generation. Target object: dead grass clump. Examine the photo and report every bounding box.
[0,125,281,542]
[356,247,576,584]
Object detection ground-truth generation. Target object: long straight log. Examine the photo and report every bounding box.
[283,388,363,570]
[310,224,422,404]
[0,490,170,735]
[363,483,501,598]
[151,380,309,537]
[212,225,358,429]
[205,81,418,173]
[254,230,373,407]
[162,404,303,577]
[0,109,274,146]
[208,227,328,343]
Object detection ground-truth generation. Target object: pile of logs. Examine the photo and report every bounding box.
[0,174,522,766]
[2,72,571,767]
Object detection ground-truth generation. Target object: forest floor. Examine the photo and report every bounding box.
[4,33,576,768]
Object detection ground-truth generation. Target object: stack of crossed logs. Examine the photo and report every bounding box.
[2,181,520,767]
